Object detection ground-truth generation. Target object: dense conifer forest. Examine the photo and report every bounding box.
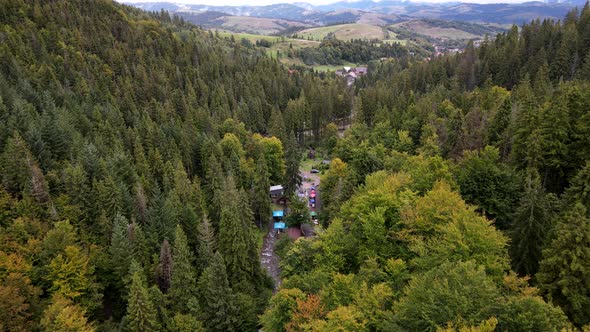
[1,0,590,331]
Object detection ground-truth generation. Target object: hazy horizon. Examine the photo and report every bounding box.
[120,0,540,8]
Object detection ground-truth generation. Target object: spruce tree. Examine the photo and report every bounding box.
[218,176,261,291]
[284,131,302,197]
[109,214,132,288]
[197,216,216,272]
[268,108,287,143]
[251,146,272,228]
[126,271,159,332]
[128,222,150,274]
[197,252,240,332]
[146,186,175,249]
[204,152,225,227]
[539,89,570,191]
[168,225,197,313]
[509,169,556,277]
[538,203,590,327]
[562,161,590,212]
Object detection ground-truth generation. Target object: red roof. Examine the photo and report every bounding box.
[287,227,302,240]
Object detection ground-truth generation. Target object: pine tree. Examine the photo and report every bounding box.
[538,203,590,327]
[197,252,240,332]
[156,239,172,294]
[168,225,197,313]
[125,271,159,332]
[509,169,556,277]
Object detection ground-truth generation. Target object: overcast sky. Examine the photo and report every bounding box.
[120,0,531,7]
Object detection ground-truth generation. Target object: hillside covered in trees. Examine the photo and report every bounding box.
[263,3,590,332]
[0,0,348,330]
[2,0,590,331]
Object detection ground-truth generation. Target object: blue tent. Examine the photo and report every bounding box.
[274,222,286,229]
[272,210,284,218]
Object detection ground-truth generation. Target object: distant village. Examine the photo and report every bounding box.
[433,38,485,57]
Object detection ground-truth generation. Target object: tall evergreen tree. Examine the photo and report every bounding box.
[204,152,225,227]
[125,271,159,332]
[197,252,240,332]
[197,216,216,272]
[251,146,272,228]
[218,176,262,291]
[168,225,197,314]
[128,222,150,275]
[268,109,287,143]
[509,169,556,277]
[539,89,570,191]
[146,186,175,250]
[538,203,590,327]
[109,214,132,289]
[284,131,302,197]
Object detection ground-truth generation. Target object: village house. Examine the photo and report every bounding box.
[335,66,368,86]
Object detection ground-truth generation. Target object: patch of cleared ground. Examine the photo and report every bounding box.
[297,23,386,41]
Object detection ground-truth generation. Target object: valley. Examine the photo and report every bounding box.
[2,0,590,331]
[127,1,513,71]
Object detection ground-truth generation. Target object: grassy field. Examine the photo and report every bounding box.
[217,30,282,42]
[310,62,357,72]
[218,16,311,35]
[218,30,321,63]
[296,23,387,41]
[391,20,481,40]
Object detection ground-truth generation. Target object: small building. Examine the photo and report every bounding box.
[355,66,368,75]
[287,227,302,239]
[270,185,284,198]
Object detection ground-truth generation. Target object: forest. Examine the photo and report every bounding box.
[293,37,417,66]
[1,0,590,331]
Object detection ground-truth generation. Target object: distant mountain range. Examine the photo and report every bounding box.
[126,0,587,34]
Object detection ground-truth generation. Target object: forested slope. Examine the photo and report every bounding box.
[0,0,350,330]
[264,3,590,331]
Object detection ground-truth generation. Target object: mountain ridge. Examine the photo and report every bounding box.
[127,0,587,25]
